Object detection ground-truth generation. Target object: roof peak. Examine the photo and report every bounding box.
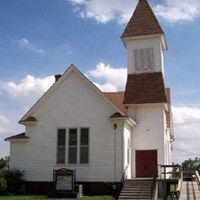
[121,0,164,38]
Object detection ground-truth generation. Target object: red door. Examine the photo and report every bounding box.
[136,150,157,178]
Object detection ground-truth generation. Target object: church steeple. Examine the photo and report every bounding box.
[122,0,164,39]
[123,0,168,105]
[122,0,167,75]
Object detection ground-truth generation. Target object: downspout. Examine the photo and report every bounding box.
[113,124,117,183]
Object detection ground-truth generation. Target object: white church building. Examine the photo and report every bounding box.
[5,0,174,195]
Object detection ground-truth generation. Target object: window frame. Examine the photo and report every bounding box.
[56,128,66,164]
[79,128,90,164]
[63,127,90,166]
[68,128,78,164]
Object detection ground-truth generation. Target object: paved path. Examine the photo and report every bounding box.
[180,181,200,200]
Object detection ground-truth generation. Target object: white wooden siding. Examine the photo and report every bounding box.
[128,104,166,178]
[9,71,123,182]
[123,123,132,179]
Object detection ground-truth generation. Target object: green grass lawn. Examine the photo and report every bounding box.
[81,196,114,200]
[0,196,46,200]
[0,196,114,200]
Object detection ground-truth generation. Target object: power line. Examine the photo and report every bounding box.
[173,147,200,157]
[173,154,199,157]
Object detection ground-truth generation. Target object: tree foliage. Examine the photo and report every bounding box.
[0,157,9,170]
[181,157,200,171]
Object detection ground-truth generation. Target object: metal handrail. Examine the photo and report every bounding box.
[151,171,158,200]
[120,165,128,186]
[116,166,128,198]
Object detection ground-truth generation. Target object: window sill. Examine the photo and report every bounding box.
[55,164,90,168]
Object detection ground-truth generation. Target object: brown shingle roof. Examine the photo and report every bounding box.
[104,92,127,114]
[5,132,29,141]
[124,72,167,104]
[122,0,163,38]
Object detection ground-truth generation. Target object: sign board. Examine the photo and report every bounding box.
[53,168,76,193]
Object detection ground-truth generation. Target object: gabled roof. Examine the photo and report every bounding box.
[19,65,126,123]
[5,132,29,141]
[21,116,37,122]
[124,72,167,105]
[121,0,164,38]
[104,92,127,114]
[110,112,127,118]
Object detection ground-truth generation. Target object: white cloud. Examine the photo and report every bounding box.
[94,82,118,92]
[87,62,127,92]
[0,75,55,157]
[172,106,200,163]
[155,0,200,23]
[15,38,45,55]
[0,63,126,109]
[0,114,10,133]
[69,0,136,24]
[68,0,200,24]
[0,112,23,157]
[0,75,54,106]
[173,106,200,125]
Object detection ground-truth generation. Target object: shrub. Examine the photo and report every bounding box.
[4,170,24,194]
[0,171,7,194]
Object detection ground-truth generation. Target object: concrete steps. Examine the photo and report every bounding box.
[118,179,154,200]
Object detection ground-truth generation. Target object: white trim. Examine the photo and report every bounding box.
[110,117,137,128]
[7,139,29,142]
[124,102,167,107]
[122,34,167,50]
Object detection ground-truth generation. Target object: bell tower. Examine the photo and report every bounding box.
[123,0,168,105]
[121,0,167,75]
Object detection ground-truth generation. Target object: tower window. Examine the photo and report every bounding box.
[134,48,155,71]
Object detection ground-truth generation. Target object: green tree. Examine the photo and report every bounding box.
[181,157,200,172]
[0,157,9,170]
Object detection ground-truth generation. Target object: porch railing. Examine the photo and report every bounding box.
[159,165,181,180]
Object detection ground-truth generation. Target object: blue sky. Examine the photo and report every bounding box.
[1,0,200,163]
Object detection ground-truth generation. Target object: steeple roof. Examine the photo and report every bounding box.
[123,72,167,105]
[122,0,164,38]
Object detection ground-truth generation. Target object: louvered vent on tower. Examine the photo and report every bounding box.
[134,48,155,72]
